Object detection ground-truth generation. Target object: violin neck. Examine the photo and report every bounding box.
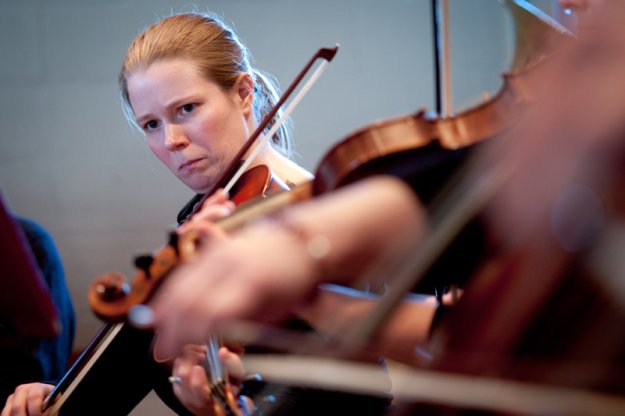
[214,181,313,234]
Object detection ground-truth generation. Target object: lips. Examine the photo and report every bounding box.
[179,158,203,172]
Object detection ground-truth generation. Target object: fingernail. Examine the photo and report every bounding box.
[128,304,155,328]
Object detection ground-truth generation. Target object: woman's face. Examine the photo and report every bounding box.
[127,59,255,194]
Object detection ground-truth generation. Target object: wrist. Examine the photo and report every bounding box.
[257,213,332,282]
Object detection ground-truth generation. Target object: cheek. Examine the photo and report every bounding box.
[223,109,251,147]
[195,109,248,151]
[147,141,171,166]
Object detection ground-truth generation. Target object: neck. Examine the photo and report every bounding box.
[251,145,313,188]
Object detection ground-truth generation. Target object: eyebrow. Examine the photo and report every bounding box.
[135,95,200,126]
[134,113,153,127]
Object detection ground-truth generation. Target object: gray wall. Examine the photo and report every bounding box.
[0,0,555,413]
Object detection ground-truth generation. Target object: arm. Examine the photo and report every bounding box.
[150,176,427,357]
[297,284,438,365]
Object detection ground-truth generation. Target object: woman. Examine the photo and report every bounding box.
[119,13,312,219]
[3,11,396,416]
[3,11,313,416]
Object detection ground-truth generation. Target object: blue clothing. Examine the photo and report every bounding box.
[18,217,76,380]
[0,217,75,402]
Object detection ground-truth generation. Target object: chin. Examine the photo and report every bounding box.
[184,180,213,195]
[179,171,217,194]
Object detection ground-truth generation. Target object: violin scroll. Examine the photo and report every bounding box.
[91,273,129,303]
[88,165,278,322]
[88,236,179,322]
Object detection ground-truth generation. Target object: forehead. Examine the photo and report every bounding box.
[127,58,231,118]
[127,58,208,94]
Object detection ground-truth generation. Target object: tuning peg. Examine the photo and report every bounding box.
[167,230,179,255]
[134,254,154,279]
[93,273,130,302]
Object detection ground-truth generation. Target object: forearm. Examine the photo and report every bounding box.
[272,176,425,287]
[298,284,437,365]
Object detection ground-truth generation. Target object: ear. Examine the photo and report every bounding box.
[234,73,254,117]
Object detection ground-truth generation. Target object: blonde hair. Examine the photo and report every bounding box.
[119,12,293,157]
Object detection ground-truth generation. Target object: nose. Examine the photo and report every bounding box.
[163,123,189,151]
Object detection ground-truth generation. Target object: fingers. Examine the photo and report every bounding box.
[152,285,215,356]
[186,222,229,245]
[172,355,213,415]
[151,223,316,354]
[2,383,53,416]
[170,344,247,415]
[177,189,235,249]
[200,188,230,209]
[25,390,46,416]
[150,251,232,355]
[441,288,463,305]
[180,189,235,227]
[219,347,245,381]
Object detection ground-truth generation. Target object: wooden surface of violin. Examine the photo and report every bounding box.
[314,0,574,197]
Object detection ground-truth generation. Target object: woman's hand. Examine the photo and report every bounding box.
[177,189,235,238]
[171,345,245,416]
[151,222,321,357]
[1,383,54,416]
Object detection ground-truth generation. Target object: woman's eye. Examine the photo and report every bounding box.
[181,103,196,114]
[144,120,159,131]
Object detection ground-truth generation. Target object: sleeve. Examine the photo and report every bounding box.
[378,142,488,295]
[17,217,76,382]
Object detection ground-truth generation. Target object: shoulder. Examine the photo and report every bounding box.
[267,148,313,187]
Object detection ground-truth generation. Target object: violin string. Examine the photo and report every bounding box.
[205,336,224,382]
[203,336,232,414]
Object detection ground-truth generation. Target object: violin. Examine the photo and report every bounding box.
[424,34,625,394]
[337,5,625,412]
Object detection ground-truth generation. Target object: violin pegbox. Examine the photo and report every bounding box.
[88,229,182,322]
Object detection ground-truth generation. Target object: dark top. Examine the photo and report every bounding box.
[0,217,76,403]
[331,139,488,295]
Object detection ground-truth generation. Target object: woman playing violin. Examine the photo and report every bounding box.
[3,10,399,416]
[9,1,618,414]
[119,13,312,216]
[3,10,314,416]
